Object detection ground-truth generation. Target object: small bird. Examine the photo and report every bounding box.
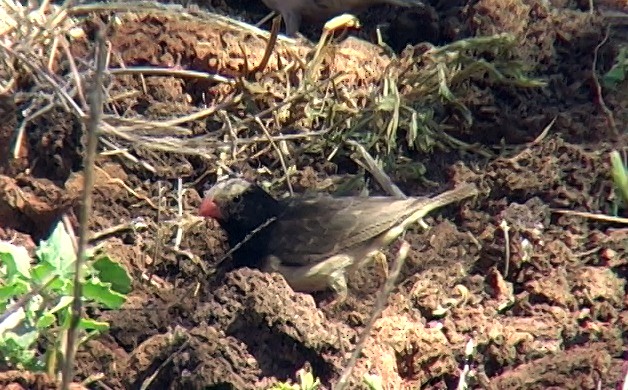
[261,0,426,36]
[199,178,477,300]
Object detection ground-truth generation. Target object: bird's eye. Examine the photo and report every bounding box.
[234,195,242,203]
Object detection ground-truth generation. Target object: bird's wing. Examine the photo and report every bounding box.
[266,183,478,266]
[266,196,426,265]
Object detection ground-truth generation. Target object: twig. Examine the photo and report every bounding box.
[236,77,337,127]
[0,43,85,117]
[0,276,59,325]
[255,10,278,28]
[152,183,166,272]
[254,116,294,195]
[551,209,628,224]
[347,139,405,198]
[60,36,88,110]
[139,335,190,390]
[102,114,192,135]
[251,15,280,75]
[335,240,410,390]
[61,214,79,253]
[531,116,556,144]
[591,25,617,135]
[105,93,243,131]
[11,101,55,159]
[88,219,148,242]
[60,28,106,390]
[94,165,158,209]
[211,216,278,273]
[230,130,329,144]
[109,67,235,85]
[500,220,511,277]
[80,373,107,388]
[174,177,184,250]
[456,338,476,390]
[99,137,157,173]
[166,246,211,275]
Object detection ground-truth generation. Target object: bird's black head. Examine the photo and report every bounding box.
[199,178,281,267]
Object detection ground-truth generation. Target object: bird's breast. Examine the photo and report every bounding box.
[262,253,355,292]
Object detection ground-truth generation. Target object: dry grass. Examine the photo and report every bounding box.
[0,0,544,187]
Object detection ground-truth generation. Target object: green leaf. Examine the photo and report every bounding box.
[602,47,627,89]
[602,66,626,88]
[92,256,132,294]
[22,294,45,324]
[610,151,628,206]
[82,280,126,309]
[377,95,398,112]
[297,370,320,390]
[50,296,74,313]
[0,279,30,301]
[31,263,54,284]
[0,331,41,370]
[32,264,72,293]
[0,242,32,279]
[1,329,39,349]
[35,221,76,278]
[36,295,74,329]
[79,318,109,332]
[36,313,56,329]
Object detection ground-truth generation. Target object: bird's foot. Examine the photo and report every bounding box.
[319,291,349,311]
[320,269,348,309]
[371,250,389,281]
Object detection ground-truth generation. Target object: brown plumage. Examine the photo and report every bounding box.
[200,178,477,299]
[261,0,425,36]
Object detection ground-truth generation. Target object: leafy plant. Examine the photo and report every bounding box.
[0,220,131,372]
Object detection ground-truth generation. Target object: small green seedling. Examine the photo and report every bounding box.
[363,372,384,390]
[610,150,628,209]
[270,367,321,390]
[0,220,131,372]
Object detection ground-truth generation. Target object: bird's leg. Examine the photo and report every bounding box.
[282,10,302,37]
[371,250,389,281]
[321,268,348,308]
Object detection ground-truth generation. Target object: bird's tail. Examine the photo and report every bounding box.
[424,183,479,212]
[400,183,479,228]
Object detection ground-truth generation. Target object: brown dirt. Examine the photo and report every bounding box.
[0,0,627,389]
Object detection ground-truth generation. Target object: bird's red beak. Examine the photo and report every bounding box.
[199,198,221,219]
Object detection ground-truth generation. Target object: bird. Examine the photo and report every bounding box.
[199,177,477,300]
[261,0,426,37]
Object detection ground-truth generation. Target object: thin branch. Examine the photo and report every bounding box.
[60,29,106,390]
[335,241,410,389]
[591,25,617,135]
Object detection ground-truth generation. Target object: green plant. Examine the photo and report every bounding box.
[610,150,628,209]
[0,220,131,372]
[270,367,321,390]
[602,47,627,90]
[363,372,384,390]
